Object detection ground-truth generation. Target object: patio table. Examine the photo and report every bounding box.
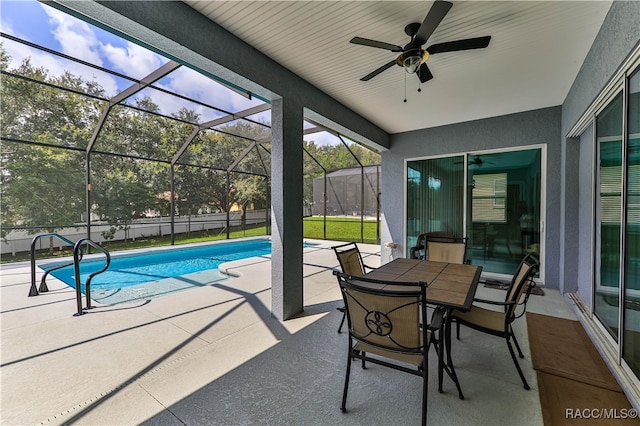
[365,258,483,399]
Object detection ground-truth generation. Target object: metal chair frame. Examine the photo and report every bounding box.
[335,271,444,426]
[332,242,376,333]
[451,254,539,389]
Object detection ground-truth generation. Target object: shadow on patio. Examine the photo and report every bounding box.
[0,240,611,425]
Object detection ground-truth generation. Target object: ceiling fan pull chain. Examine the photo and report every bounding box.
[404,72,408,103]
[418,79,422,93]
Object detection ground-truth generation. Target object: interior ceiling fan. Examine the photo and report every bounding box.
[350,0,491,83]
[468,155,487,166]
[454,155,494,167]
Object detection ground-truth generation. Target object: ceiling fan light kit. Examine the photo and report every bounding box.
[398,49,429,74]
[349,0,491,102]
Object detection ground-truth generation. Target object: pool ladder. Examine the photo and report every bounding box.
[29,234,111,316]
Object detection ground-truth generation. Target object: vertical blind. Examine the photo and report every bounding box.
[406,156,465,255]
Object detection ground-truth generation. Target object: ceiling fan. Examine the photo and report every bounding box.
[468,155,486,167]
[350,1,491,83]
[454,155,494,167]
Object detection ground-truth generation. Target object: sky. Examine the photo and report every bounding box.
[0,0,265,121]
[0,0,350,147]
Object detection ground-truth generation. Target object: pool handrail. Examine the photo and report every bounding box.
[73,238,110,316]
[29,233,79,297]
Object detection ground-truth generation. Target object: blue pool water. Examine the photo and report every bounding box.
[40,238,307,305]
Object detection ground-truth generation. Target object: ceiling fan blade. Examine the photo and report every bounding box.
[360,60,397,81]
[427,36,492,54]
[350,37,403,52]
[417,63,433,83]
[414,1,453,46]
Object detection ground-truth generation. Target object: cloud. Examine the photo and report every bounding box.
[101,41,164,78]
[132,66,266,123]
[304,131,341,147]
[3,36,119,96]
[44,7,102,66]
[3,3,118,95]
[6,1,268,122]
[1,17,15,38]
[166,67,262,113]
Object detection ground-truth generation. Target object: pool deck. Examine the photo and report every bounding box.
[1,239,578,425]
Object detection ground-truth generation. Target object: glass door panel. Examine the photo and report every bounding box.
[466,149,542,275]
[624,67,640,376]
[595,92,623,341]
[406,156,464,258]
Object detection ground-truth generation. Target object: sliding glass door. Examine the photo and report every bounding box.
[593,65,640,379]
[406,147,543,278]
[624,67,639,377]
[406,156,465,255]
[466,149,542,275]
[594,92,624,341]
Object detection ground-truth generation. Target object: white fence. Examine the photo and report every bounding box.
[1,209,269,256]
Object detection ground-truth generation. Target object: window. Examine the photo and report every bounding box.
[472,173,507,222]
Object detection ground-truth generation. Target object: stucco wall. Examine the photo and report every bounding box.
[381,106,562,287]
[577,125,595,304]
[382,1,640,294]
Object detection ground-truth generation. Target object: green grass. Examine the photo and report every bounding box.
[1,217,379,263]
[303,216,379,244]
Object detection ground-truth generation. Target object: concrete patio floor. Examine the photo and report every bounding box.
[1,239,578,425]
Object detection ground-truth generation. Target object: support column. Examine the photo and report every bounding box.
[271,97,304,320]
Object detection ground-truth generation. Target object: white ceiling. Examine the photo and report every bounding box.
[184,1,612,135]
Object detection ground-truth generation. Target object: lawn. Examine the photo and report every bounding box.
[1,217,379,263]
[303,216,379,244]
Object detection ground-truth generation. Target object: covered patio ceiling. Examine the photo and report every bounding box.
[185,1,613,134]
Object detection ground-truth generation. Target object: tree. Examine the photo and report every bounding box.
[1,46,95,251]
[1,40,382,251]
[91,166,155,242]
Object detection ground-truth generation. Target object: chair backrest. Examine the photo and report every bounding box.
[411,232,456,259]
[333,242,366,277]
[426,238,468,264]
[504,254,540,321]
[335,272,428,355]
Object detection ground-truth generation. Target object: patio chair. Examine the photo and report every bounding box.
[334,271,444,426]
[409,232,456,260]
[332,242,376,333]
[450,254,540,389]
[426,237,468,264]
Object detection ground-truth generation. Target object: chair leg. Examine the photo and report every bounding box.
[456,320,461,340]
[436,336,444,394]
[337,306,346,333]
[506,337,530,390]
[341,348,353,412]
[422,360,428,426]
[511,329,525,358]
[445,315,465,400]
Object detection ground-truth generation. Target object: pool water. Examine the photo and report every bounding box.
[40,238,303,305]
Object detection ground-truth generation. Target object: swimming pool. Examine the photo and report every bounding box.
[40,238,304,305]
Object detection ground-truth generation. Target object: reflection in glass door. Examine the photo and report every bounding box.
[406,156,465,258]
[405,148,543,278]
[466,149,542,276]
[624,67,639,377]
[595,92,623,342]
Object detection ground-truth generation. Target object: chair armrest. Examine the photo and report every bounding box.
[409,246,419,259]
[363,264,376,271]
[472,298,516,307]
[427,307,446,331]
